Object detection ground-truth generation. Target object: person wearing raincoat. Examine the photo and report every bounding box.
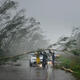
[36,52,40,64]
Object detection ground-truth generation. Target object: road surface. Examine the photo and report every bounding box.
[0,56,76,80]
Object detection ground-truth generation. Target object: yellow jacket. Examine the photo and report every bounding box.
[36,56,40,64]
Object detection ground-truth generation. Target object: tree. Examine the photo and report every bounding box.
[51,27,80,53]
[0,0,46,56]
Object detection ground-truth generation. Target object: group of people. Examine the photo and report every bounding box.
[36,49,55,69]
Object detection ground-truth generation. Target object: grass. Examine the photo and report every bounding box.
[56,55,80,80]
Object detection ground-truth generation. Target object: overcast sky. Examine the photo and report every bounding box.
[16,0,80,43]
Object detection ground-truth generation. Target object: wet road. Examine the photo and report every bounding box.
[0,58,76,80]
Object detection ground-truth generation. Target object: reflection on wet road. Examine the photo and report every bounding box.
[0,59,76,80]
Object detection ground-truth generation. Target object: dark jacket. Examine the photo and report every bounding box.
[52,52,55,63]
[43,52,47,63]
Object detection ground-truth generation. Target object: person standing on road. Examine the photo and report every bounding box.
[52,52,55,66]
[49,49,55,67]
[42,51,48,69]
[36,52,40,65]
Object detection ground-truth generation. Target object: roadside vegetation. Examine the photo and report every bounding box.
[56,54,80,80]
[52,27,80,80]
[0,55,21,65]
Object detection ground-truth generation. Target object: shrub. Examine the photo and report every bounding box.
[71,49,80,56]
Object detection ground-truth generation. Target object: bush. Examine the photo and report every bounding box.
[71,49,80,56]
[58,56,80,79]
[58,56,71,68]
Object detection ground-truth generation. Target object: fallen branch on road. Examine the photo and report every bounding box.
[61,67,74,73]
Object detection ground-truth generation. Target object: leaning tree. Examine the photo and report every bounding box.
[0,0,44,56]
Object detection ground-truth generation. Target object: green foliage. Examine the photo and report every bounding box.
[58,56,80,79]
[73,71,80,79]
[0,57,9,64]
[71,49,80,56]
[58,56,71,68]
[72,63,80,79]
[0,56,20,65]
